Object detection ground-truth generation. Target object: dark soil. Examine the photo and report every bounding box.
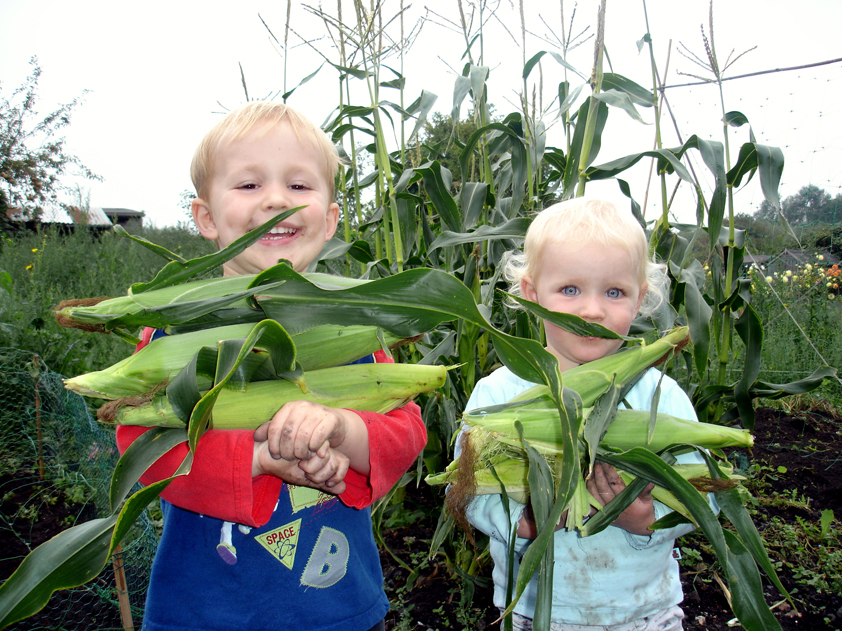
[0,470,125,630]
[379,408,842,631]
[2,408,841,631]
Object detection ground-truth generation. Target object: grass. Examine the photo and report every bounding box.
[0,225,214,376]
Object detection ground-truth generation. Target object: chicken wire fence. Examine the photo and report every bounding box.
[0,348,158,631]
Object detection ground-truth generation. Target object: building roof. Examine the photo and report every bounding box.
[103,208,145,218]
[81,207,113,225]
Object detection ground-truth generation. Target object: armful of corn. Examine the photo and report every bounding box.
[426,325,752,533]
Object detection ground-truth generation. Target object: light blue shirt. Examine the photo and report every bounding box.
[461,366,711,626]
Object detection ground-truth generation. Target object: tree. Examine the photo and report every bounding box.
[755,184,842,226]
[0,57,98,225]
[415,108,499,183]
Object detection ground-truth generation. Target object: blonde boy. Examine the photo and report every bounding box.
[117,102,426,631]
[461,199,708,630]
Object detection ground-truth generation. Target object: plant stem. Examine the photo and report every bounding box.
[576,0,606,197]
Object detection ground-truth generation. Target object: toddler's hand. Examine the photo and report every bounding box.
[587,461,655,536]
[252,440,349,495]
[253,400,353,461]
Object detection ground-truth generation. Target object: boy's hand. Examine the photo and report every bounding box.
[587,461,655,536]
[253,400,371,475]
[252,440,349,495]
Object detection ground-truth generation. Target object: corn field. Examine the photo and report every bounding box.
[1,2,840,631]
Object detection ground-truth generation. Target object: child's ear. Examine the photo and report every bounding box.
[191,198,219,241]
[521,276,538,303]
[324,202,340,240]
[636,282,648,313]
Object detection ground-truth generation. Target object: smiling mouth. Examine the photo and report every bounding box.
[262,226,299,240]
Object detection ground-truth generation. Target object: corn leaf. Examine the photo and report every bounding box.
[489,464,517,631]
[700,452,792,608]
[108,427,189,512]
[598,448,781,631]
[504,293,624,339]
[128,208,304,294]
[498,386,582,621]
[583,379,621,477]
[427,217,529,251]
[517,421,555,630]
[167,346,219,423]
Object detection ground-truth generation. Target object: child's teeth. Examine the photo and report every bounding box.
[268,226,295,234]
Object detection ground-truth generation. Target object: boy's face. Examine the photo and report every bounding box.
[521,240,646,373]
[192,122,339,276]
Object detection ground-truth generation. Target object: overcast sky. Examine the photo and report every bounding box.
[1,0,840,227]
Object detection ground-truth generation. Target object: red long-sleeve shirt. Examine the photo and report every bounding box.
[116,330,426,527]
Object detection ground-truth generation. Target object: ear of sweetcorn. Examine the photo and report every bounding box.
[64,323,403,399]
[102,362,447,428]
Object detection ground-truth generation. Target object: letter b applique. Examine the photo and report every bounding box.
[300,527,349,588]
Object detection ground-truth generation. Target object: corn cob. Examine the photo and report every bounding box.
[53,270,369,330]
[452,402,751,529]
[506,326,690,408]
[65,324,403,399]
[104,363,447,428]
[462,405,753,455]
[428,456,741,524]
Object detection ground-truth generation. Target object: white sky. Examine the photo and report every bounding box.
[1,0,840,227]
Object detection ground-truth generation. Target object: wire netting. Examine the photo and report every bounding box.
[0,348,158,631]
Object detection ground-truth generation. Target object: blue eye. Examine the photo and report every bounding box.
[606,288,623,298]
[561,286,579,296]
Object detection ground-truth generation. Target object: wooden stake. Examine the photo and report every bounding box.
[112,543,135,631]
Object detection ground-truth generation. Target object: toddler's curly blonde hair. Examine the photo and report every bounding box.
[503,198,668,318]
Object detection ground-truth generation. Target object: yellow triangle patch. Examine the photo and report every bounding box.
[288,484,332,513]
[254,519,301,569]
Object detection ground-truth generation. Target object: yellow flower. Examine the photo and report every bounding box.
[805,263,812,271]
[830,294,836,300]
[781,277,789,283]
[766,276,774,283]
[818,254,825,261]
[26,263,33,271]
[31,248,38,253]
[828,282,833,288]
[785,270,793,277]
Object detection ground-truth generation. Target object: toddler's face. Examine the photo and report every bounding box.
[521,240,645,372]
[192,122,339,276]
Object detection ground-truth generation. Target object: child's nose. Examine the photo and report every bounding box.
[261,185,289,211]
[577,295,604,321]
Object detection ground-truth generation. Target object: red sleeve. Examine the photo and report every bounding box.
[337,350,427,509]
[116,339,426,523]
[116,424,281,526]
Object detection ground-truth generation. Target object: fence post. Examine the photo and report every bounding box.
[112,543,135,631]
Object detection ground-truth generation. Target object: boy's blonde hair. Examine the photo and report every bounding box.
[504,198,668,317]
[191,101,340,200]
